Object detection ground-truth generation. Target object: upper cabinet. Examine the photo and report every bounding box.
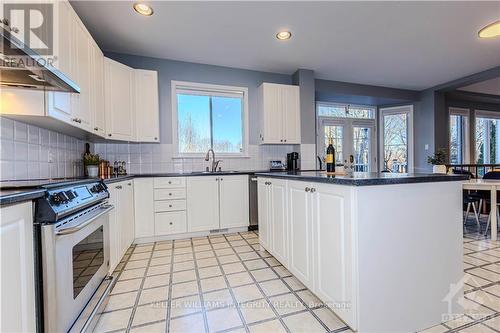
[104,58,136,141]
[135,70,160,142]
[0,0,160,143]
[258,83,301,144]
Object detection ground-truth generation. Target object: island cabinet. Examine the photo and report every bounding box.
[258,175,464,332]
[257,178,288,266]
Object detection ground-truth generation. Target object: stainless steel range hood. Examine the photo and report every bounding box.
[0,27,80,93]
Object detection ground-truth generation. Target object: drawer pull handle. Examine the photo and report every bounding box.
[305,187,310,192]
[169,205,172,208]
[310,188,316,193]
[169,222,173,225]
[169,193,172,196]
[168,181,172,184]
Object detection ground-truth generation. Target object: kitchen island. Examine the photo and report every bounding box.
[255,171,468,333]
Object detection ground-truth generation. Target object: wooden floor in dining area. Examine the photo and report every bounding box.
[93,225,500,333]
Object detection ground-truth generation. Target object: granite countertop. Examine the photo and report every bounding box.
[0,170,268,205]
[255,171,470,186]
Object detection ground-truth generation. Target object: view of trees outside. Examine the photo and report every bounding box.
[353,127,371,171]
[324,125,343,163]
[449,114,463,164]
[178,94,243,154]
[318,104,374,119]
[475,117,499,165]
[383,113,408,172]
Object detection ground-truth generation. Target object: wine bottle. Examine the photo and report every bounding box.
[326,137,335,172]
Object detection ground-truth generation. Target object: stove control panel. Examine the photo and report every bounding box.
[39,181,109,221]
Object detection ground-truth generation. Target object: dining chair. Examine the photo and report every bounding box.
[482,171,500,235]
[453,169,481,231]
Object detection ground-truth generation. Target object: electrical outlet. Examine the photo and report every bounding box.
[424,144,429,151]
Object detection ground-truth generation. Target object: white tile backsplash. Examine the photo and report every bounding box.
[0,117,91,181]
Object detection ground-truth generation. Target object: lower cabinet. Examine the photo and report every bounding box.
[108,180,135,273]
[0,202,36,333]
[257,178,355,328]
[257,178,288,265]
[155,211,187,235]
[187,175,249,232]
[134,178,155,238]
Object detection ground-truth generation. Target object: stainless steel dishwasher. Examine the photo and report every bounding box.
[249,175,258,230]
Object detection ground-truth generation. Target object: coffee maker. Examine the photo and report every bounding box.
[287,152,299,171]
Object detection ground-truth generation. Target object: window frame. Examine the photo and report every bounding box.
[171,80,249,158]
[474,109,500,164]
[449,107,470,165]
[379,105,414,173]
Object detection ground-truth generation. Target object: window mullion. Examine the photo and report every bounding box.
[209,96,214,150]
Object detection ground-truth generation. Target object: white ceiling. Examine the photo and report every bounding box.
[70,1,500,90]
[458,77,500,95]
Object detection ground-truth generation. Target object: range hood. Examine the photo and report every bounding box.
[0,27,80,93]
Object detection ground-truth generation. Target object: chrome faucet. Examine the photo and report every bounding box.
[205,149,221,172]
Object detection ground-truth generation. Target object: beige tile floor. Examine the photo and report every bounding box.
[93,230,500,333]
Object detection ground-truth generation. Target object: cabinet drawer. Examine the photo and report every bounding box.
[154,188,186,200]
[155,211,187,236]
[154,177,186,189]
[154,199,186,212]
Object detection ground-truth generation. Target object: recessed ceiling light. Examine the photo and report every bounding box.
[276,31,292,40]
[478,20,500,38]
[133,3,154,16]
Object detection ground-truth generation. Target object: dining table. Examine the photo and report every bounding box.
[463,179,499,241]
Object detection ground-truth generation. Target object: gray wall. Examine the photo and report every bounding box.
[105,52,292,145]
[292,69,316,145]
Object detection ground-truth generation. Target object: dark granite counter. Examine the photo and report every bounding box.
[0,188,46,206]
[255,171,469,186]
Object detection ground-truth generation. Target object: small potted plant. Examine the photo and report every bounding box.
[427,149,447,174]
[83,153,100,177]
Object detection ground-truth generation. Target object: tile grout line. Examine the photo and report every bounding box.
[190,237,211,333]
[164,239,176,333]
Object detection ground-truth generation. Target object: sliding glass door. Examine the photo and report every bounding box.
[379,105,414,173]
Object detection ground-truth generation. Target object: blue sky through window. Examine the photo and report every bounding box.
[177,93,243,153]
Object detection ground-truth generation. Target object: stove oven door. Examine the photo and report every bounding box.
[41,204,113,333]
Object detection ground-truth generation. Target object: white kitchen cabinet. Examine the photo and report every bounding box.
[219,175,249,229]
[312,183,355,327]
[257,178,271,250]
[155,211,187,236]
[108,180,135,272]
[269,179,288,265]
[0,202,36,333]
[135,70,159,142]
[287,180,314,289]
[258,82,301,144]
[104,57,136,141]
[91,41,106,137]
[187,175,249,232]
[186,176,220,232]
[134,178,155,238]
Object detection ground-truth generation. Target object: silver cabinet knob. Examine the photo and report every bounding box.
[168,193,172,196]
[154,137,158,140]
[305,187,310,192]
[310,188,316,193]
[169,204,172,208]
[169,222,173,225]
[168,181,172,184]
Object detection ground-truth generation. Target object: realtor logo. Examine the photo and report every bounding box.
[2,2,53,55]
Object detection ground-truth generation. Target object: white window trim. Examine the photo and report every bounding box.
[449,107,470,164]
[379,105,414,173]
[171,80,249,158]
[474,109,500,164]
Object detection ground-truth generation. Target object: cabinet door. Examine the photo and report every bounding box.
[104,57,135,141]
[219,175,249,229]
[0,202,36,333]
[186,176,219,232]
[287,180,313,288]
[107,185,121,273]
[155,211,187,236]
[134,178,154,238]
[312,183,355,327]
[270,179,288,266]
[121,181,135,253]
[71,19,92,131]
[257,178,270,250]
[91,43,106,137]
[261,83,283,144]
[135,70,159,142]
[283,85,301,144]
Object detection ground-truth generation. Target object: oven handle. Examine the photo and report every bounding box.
[56,205,114,236]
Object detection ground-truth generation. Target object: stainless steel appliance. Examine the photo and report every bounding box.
[35,180,114,333]
[287,152,299,171]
